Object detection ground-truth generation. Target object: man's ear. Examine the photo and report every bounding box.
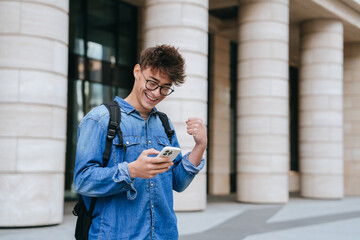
[133,64,141,80]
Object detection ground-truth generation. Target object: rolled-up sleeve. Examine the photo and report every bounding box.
[113,162,137,200]
[180,152,205,175]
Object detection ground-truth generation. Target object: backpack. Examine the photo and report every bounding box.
[72,101,174,240]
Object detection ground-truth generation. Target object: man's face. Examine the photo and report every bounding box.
[133,65,173,114]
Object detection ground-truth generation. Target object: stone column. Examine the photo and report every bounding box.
[237,0,289,203]
[299,19,344,199]
[208,35,231,195]
[344,43,360,196]
[0,1,68,226]
[143,0,208,210]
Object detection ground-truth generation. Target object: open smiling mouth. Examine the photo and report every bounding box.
[145,92,158,102]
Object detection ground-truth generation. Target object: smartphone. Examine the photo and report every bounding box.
[157,146,181,162]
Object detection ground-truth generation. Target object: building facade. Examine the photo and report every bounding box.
[0,0,359,227]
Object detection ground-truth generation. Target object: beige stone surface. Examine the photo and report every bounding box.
[300,142,343,158]
[238,116,288,135]
[0,103,66,140]
[0,173,64,227]
[301,158,343,174]
[299,19,344,199]
[173,172,207,211]
[0,1,21,33]
[208,173,230,195]
[299,127,343,142]
[237,0,289,203]
[237,134,289,155]
[0,69,19,102]
[144,28,208,55]
[238,78,288,97]
[144,0,208,210]
[19,70,67,107]
[17,138,66,172]
[344,174,360,196]
[344,43,360,196]
[0,137,17,172]
[237,154,289,173]
[146,0,208,8]
[171,76,208,101]
[0,36,68,76]
[238,97,289,116]
[236,173,288,203]
[21,2,69,44]
[301,174,343,199]
[22,0,69,12]
[239,22,289,42]
[0,0,68,226]
[208,35,231,195]
[238,59,288,79]
[180,51,208,78]
[289,171,300,193]
[145,2,208,31]
[239,0,289,23]
[239,41,288,60]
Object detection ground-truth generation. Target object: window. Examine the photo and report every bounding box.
[230,42,237,193]
[289,66,299,172]
[65,0,138,199]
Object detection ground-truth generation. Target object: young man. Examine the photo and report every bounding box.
[74,45,207,239]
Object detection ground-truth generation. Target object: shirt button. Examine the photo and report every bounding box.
[151,183,154,187]
[151,205,154,208]
[152,227,154,230]
[149,140,151,143]
[126,141,129,145]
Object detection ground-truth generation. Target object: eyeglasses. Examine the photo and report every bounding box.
[141,70,174,96]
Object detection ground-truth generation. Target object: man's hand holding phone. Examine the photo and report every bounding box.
[128,147,180,179]
[157,146,181,162]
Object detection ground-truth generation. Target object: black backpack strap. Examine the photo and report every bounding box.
[102,101,122,166]
[87,102,121,218]
[88,196,96,217]
[74,101,123,240]
[73,195,96,217]
[158,111,174,144]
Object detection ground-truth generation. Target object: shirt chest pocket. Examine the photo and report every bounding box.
[156,136,171,150]
[114,135,140,163]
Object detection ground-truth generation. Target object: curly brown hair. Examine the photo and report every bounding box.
[139,45,186,86]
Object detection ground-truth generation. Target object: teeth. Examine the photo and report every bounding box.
[145,93,156,101]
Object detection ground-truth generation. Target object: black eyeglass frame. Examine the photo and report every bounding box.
[140,69,174,96]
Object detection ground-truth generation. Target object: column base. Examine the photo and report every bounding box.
[301,174,343,199]
[174,172,207,211]
[0,173,64,227]
[236,173,288,204]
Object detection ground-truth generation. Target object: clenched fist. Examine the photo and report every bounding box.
[186,118,207,147]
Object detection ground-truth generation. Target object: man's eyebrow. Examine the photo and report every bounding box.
[149,76,172,86]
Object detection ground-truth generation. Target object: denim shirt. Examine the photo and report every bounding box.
[74,97,205,240]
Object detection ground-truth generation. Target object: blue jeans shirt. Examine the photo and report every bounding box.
[74,97,205,240]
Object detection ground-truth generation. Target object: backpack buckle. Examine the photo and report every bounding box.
[109,120,118,128]
[107,120,117,139]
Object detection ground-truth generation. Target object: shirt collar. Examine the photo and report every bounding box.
[114,96,158,115]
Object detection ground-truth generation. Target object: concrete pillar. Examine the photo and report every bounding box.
[143,0,208,210]
[299,19,344,199]
[237,0,289,203]
[208,35,231,195]
[344,43,360,196]
[0,1,68,226]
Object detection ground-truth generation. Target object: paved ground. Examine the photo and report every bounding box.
[1,194,360,240]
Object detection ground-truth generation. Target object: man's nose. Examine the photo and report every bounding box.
[153,87,162,96]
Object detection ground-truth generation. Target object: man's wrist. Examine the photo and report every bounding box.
[195,142,207,152]
[127,162,137,179]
